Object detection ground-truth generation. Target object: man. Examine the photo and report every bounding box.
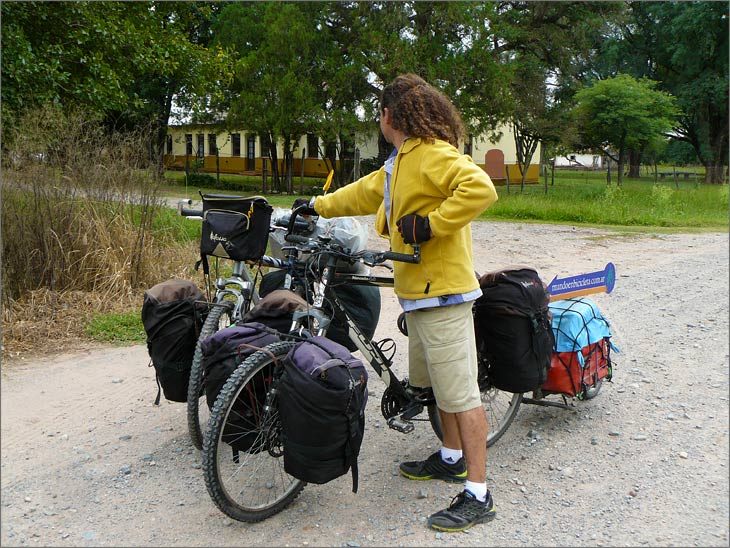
[293,73,498,532]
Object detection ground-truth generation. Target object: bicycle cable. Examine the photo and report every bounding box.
[375,338,397,363]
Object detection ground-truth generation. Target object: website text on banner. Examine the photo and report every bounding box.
[547,263,616,301]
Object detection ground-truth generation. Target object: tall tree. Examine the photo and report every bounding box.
[329,2,511,160]
[108,3,231,173]
[1,1,228,171]
[571,74,679,186]
[594,1,729,183]
[212,2,322,192]
[489,1,624,188]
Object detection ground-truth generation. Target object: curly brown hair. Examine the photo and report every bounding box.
[380,73,464,148]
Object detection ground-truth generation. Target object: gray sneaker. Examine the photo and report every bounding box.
[399,451,467,483]
[427,489,496,532]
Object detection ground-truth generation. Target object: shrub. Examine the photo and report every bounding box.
[1,105,187,304]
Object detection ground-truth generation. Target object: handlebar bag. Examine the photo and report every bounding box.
[200,194,273,262]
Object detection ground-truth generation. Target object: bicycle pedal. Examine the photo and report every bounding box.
[387,416,414,434]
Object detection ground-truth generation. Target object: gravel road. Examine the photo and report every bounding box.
[1,221,728,547]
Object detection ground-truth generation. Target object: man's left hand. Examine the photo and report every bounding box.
[396,214,432,244]
[292,197,317,216]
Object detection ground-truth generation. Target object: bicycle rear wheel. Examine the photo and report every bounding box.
[202,341,305,522]
[427,386,522,448]
[187,301,234,450]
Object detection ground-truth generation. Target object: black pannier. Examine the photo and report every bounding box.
[242,289,309,334]
[278,337,368,492]
[200,322,281,453]
[258,269,381,351]
[201,293,309,452]
[200,193,273,266]
[201,322,282,409]
[473,267,554,393]
[142,279,207,404]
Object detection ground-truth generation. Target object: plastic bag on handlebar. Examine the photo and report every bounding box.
[269,208,370,273]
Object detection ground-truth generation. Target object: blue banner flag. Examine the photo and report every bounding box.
[548,262,616,301]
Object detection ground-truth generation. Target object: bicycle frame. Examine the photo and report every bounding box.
[210,262,257,320]
[286,241,428,433]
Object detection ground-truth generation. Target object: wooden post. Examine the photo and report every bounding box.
[673,166,679,189]
[551,158,555,187]
[262,157,268,194]
[300,148,305,195]
[216,149,220,188]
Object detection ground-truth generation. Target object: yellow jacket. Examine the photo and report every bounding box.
[314,137,498,300]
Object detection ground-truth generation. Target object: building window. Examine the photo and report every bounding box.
[197,134,205,158]
[260,135,270,158]
[166,135,173,154]
[231,133,241,156]
[208,134,217,156]
[185,134,193,155]
[325,141,337,161]
[307,134,319,158]
[463,138,473,157]
[246,135,256,171]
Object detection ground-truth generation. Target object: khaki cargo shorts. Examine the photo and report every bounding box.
[405,301,481,413]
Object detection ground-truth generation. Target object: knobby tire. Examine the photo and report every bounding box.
[187,302,234,450]
[202,341,305,522]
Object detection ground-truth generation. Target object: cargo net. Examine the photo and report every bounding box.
[542,298,615,398]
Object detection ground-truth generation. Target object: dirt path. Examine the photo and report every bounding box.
[1,222,728,547]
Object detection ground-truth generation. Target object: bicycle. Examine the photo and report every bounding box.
[177,197,312,450]
[201,204,523,522]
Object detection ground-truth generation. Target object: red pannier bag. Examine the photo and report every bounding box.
[541,298,616,397]
[543,339,612,396]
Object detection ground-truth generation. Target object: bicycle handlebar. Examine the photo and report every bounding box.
[284,233,311,245]
[286,204,420,266]
[178,199,203,218]
[381,248,421,264]
[177,199,421,266]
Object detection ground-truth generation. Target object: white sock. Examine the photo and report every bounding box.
[465,481,487,502]
[440,447,463,464]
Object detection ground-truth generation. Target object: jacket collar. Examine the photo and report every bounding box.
[398,137,422,155]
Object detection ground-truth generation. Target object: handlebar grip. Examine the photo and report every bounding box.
[177,199,203,218]
[285,234,310,244]
[383,247,421,264]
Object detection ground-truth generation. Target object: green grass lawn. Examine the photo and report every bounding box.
[162,168,729,231]
[481,171,728,230]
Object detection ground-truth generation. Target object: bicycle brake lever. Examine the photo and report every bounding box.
[360,251,394,270]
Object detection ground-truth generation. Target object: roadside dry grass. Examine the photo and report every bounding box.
[1,242,200,364]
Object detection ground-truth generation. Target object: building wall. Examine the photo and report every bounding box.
[164,122,542,184]
[554,153,603,169]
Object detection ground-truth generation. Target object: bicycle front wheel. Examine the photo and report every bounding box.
[202,341,305,522]
[187,301,234,450]
[427,386,522,448]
